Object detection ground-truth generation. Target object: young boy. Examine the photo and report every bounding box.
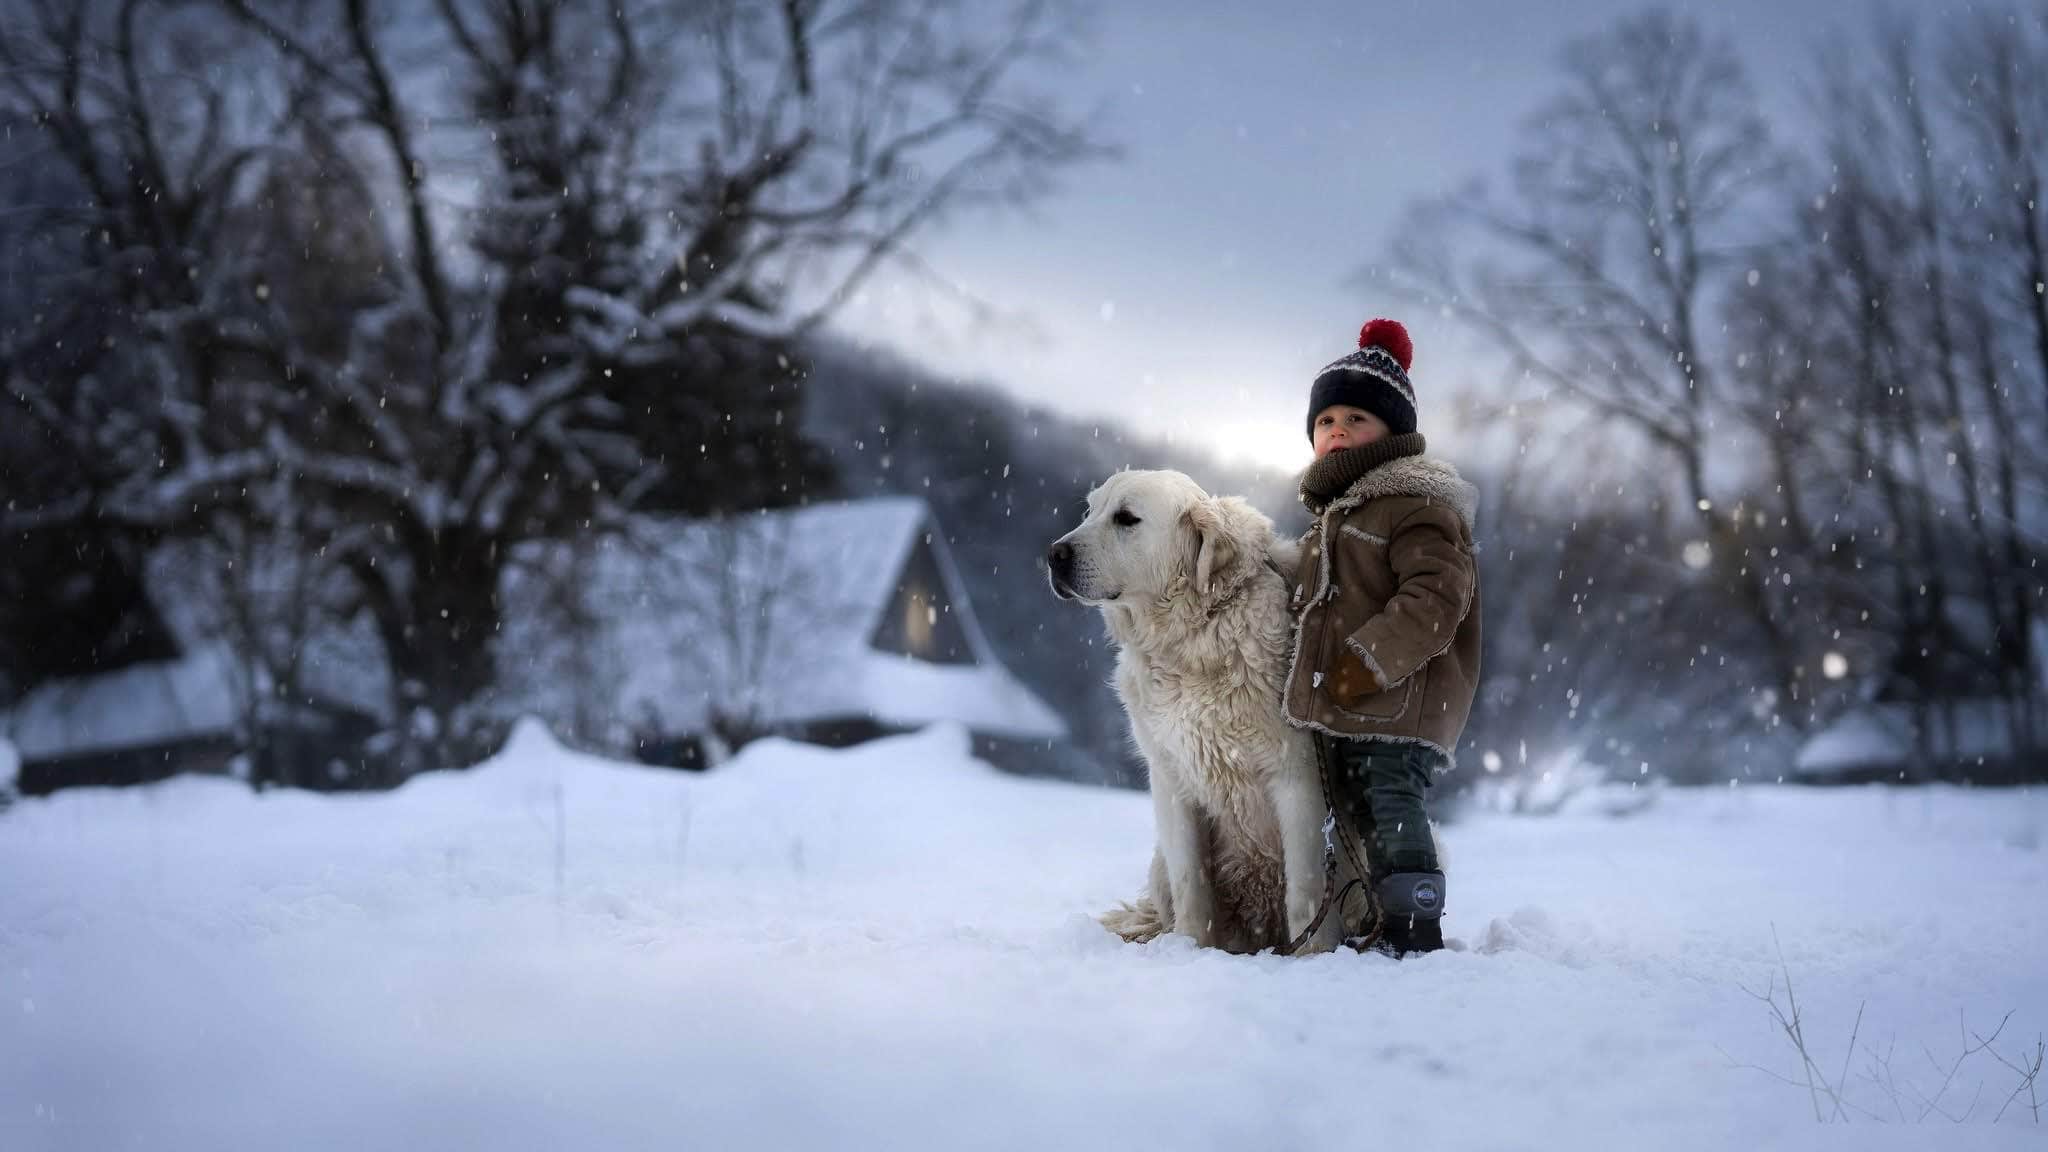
[1283,318,1481,957]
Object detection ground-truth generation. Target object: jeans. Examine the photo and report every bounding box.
[1321,737,1442,875]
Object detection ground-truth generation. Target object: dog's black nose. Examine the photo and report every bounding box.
[1047,540,1074,575]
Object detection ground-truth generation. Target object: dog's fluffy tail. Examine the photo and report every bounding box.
[1099,895,1171,943]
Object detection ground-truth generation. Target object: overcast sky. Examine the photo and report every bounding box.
[830,0,1933,475]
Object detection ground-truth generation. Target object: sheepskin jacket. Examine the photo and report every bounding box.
[1282,438,1482,767]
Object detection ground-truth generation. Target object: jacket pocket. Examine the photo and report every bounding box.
[1333,665,1419,724]
[1339,523,1388,547]
[1336,521,1397,604]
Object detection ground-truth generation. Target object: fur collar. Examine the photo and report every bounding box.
[1322,454,1479,530]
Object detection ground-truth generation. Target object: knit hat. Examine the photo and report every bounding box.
[1306,318,1417,439]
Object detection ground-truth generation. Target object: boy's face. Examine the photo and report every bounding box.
[1311,404,1389,458]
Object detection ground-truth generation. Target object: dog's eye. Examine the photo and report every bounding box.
[1113,509,1141,528]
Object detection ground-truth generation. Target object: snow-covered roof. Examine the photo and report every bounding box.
[0,644,246,762]
[0,534,397,768]
[1794,697,2021,778]
[499,497,1066,742]
[143,543,392,723]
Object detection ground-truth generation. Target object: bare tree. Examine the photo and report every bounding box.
[1390,7,2047,782]
[1777,17,2046,771]
[1943,7,2048,749]
[649,510,863,750]
[1383,10,1808,750]
[2,0,1103,769]
[493,505,865,760]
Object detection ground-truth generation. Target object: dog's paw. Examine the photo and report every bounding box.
[1099,900,1169,944]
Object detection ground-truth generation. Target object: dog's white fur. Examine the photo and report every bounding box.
[1049,470,1355,953]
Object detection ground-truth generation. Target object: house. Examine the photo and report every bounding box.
[0,639,390,794]
[0,546,392,795]
[497,496,1069,771]
[1,644,247,793]
[1793,696,2044,786]
[6,497,1073,791]
[1793,618,2048,786]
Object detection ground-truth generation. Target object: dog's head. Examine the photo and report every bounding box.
[1046,469,1258,608]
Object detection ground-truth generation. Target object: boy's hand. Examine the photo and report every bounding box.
[1331,643,1389,700]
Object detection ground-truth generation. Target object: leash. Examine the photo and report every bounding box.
[1279,735,1383,956]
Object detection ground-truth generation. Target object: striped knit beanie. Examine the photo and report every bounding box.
[1306,318,1417,439]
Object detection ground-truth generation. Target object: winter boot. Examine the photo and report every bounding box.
[1367,870,1444,958]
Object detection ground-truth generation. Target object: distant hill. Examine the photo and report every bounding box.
[799,336,1304,786]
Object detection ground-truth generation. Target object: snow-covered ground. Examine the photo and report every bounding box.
[3,722,2044,1150]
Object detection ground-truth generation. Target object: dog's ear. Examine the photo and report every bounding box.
[1185,498,1237,598]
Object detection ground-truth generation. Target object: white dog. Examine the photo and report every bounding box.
[1048,470,1360,954]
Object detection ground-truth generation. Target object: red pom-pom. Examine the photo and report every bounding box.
[1357,318,1413,372]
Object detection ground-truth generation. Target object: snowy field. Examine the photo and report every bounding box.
[3,722,2045,1151]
